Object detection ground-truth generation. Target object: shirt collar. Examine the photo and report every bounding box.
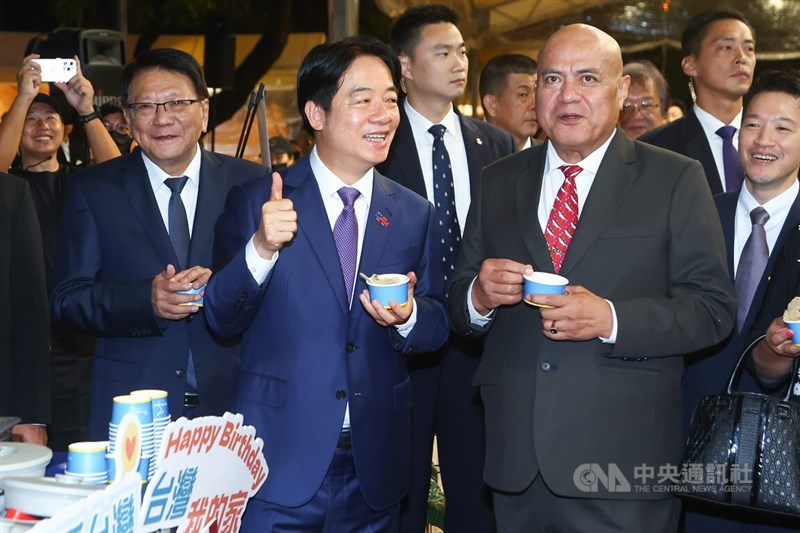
[693,103,743,133]
[143,143,202,190]
[309,146,374,204]
[738,178,799,220]
[543,129,617,176]
[404,99,459,138]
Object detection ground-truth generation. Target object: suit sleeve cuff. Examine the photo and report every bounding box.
[599,299,618,344]
[468,277,494,326]
[245,236,278,285]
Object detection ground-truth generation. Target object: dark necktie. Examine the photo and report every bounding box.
[428,124,461,283]
[716,125,744,192]
[333,187,360,306]
[735,206,770,331]
[545,165,581,273]
[163,176,196,393]
[164,176,190,270]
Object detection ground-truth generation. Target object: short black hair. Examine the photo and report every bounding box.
[623,60,669,118]
[389,4,458,57]
[296,36,400,137]
[479,54,537,100]
[121,48,209,104]
[745,69,800,110]
[99,103,123,117]
[681,8,754,58]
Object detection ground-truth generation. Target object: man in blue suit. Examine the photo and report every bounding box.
[204,37,449,531]
[376,6,516,532]
[51,49,265,440]
[641,8,755,195]
[684,70,800,533]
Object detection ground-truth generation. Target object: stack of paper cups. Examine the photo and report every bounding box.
[108,394,154,481]
[66,441,108,484]
[130,389,169,478]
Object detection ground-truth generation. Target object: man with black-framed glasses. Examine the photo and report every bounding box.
[51,48,266,440]
[619,60,669,139]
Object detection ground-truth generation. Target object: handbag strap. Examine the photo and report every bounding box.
[726,334,800,402]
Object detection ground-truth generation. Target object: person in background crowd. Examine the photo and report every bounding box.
[51,48,265,441]
[619,60,669,139]
[268,136,296,170]
[479,54,541,149]
[0,55,120,450]
[0,174,50,445]
[642,8,756,195]
[205,35,449,531]
[696,69,800,533]
[668,98,687,122]
[448,23,735,532]
[99,103,135,154]
[377,5,516,532]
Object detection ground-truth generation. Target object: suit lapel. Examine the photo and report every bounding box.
[121,151,179,266]
[188,149,224,267]
[391,105,427,197]
[560,132,638,277]
[715,192,739,280]
[458,112,489,196]
[683,110,722,195]
[286,158,349,315]
[514,145,553,272]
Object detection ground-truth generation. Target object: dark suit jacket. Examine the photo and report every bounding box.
[51,147,265,439]
[448,131,736,498]
[0,174,50,424]
[377,104,516,214]
[682,190,800,434]
[641,107,723,195]
[204,156,450,510]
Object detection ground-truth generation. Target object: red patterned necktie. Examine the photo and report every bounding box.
[544,165,581,273]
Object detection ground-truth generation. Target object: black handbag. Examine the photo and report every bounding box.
[680,336,800,515]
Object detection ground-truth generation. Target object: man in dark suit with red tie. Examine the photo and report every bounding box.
[448,24,736,532]
[376,5,516,532]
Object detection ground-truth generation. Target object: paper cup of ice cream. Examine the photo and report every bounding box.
[365,274,409,309]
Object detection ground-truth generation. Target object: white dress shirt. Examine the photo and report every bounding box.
[404,99,471,235]
[693,104,743,193]
[143,144,201,237]
[733,180,799,277]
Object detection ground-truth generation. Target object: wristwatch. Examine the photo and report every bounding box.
[78,110,100,123]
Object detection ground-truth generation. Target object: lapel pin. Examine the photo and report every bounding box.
[375,212,389,228]
[476,137,483,145]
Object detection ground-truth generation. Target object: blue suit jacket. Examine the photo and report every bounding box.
[51,148,266,439]
[682,189,800,433]
[204,156,450,510]
[641,107,723,195]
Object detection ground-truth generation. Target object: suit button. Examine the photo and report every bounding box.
[186,314,194,322]
[346,343,356,353]
[176,369,186,378]
[540,361,552,372]
[336,389,347,400]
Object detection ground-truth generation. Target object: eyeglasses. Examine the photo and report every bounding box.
[103,121,130,135]
[125,99,203,119]
[622,100,660,113]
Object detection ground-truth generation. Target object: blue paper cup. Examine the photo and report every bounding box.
[67,441,108,475]
[106,453,116,481]
[365,274,409,309]
[138,455,151,481]
[111,394,153,426]
[130,389,169,420]
[178,284,205,306]
[523,272,568,307]
[786,320,800,346]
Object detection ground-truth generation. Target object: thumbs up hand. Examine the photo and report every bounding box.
[254,172,297,259]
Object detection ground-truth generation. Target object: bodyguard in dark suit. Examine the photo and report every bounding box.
[641,8,755,195]
[479,54,540,150]
[205,37,449,531]
[448,24,735,532]
[377,6,516,532]
[0,174,50,444]
[51,49,265,440]
[695,70,800,533]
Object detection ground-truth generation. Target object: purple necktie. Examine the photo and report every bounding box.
[716,125,744,192]
[333,187,360,305]
[735,206,770,331]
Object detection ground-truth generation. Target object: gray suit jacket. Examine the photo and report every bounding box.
[448,130,736,498]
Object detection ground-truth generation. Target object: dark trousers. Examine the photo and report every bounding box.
[400,336,494,533]
[240,450,400,532]
[493,474,680,533]
[48,348,92,451]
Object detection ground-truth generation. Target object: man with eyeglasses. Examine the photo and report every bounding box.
[619,60,669,139]
[51,48,266,440]
[99,103,135,154]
